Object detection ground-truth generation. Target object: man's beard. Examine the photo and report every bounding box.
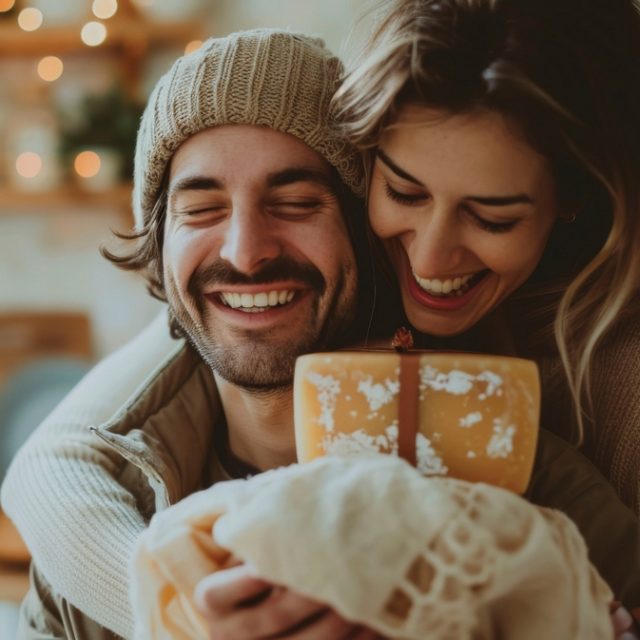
[167,257,356,393]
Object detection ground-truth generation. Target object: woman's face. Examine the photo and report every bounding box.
[369,106,560,337]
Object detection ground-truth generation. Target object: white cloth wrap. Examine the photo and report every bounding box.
[131,454,613,639]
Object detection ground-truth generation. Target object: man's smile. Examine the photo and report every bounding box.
[205,279,311,312]
[204,284,310,325]
[217,289,297,310]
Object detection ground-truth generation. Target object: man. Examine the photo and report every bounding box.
[4,27,640,640]
[12,29,377,639]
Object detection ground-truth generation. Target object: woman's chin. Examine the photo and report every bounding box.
[402,303,472,337]
[406,314,476,338]
[401,287,490,337]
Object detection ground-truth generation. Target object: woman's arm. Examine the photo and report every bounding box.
[527,429,640,610]
[1,310,178,639]
[590,314,640,515]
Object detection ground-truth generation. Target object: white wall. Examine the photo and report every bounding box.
[0,208,162,357]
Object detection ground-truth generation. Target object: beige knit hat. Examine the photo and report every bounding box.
[132,28,365,228]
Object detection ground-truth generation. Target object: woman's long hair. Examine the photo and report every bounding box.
[334,0,640,442]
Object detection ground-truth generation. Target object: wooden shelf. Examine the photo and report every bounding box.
[0,18,202,57]
[0,0,201,219]
[0,182,133,216]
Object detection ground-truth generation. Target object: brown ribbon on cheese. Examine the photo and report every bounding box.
[397,354,420,466]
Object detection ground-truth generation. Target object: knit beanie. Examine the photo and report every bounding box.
[132,28,365,228]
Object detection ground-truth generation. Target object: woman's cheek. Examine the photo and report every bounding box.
[368,199,399,240]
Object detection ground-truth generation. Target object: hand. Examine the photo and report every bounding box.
[194,564,384,639]
[611,602,639,639]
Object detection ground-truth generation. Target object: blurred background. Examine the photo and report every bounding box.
[0,0,365,630]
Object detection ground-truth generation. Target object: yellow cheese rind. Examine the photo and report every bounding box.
[294,352,540,494]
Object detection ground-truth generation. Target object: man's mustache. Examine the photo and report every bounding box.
[188,257,327,296]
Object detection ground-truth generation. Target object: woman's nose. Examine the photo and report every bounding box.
[218,204,283,275]
[406,206,466,277]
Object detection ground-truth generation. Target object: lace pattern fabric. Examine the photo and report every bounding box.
[131,455,612,639]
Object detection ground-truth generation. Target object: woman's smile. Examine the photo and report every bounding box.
[411,269,489,297]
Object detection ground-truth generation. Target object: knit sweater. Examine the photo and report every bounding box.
[536,312,640,513]
[1,313,179,638]
[2,311,639,638]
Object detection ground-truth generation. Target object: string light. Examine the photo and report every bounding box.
[18,7,44,31]
[184,40,203,55]
[81,21,108,46]
[37,56,64,82]
[16,152,43,179]
[74,151,101,179]
[0,0,16,14]
[92,0,118,20]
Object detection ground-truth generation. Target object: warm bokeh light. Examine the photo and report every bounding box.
[184,40,203,55]
[81,21,108,47]
[92,0,118,20]
[0,0,16,14]
[74,151,101,178]
[18,7,44,31]
[16,152,43,179]
[37,56,64,82]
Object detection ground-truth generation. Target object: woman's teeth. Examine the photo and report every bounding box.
[412,272,476,297]
[218,290,296,312]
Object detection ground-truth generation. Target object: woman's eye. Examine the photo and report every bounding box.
[384,182,425,206]
[470,211,519,234]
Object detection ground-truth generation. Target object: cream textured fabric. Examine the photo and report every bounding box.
[132,28,365,228]
[131,455,613,640]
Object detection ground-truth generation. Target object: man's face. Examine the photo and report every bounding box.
[163,125,358,391]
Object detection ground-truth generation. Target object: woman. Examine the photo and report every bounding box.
[336,0,640,510]
[3,0,640,637]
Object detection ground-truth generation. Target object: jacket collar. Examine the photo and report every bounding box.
[91,343,222,510]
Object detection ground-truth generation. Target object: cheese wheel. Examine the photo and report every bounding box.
[294,351,540,494]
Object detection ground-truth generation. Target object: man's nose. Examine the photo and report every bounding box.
[407,205,466,277]
[218,203,283,274]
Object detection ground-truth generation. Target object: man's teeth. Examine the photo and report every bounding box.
[412,272,475,297]
[219,290,296,310]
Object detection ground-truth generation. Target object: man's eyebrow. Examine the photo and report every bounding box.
[378,148,534,207]
[168,175,223,203]
[377,149,423,185]
[168,176,224,210]
[266,167,335,191]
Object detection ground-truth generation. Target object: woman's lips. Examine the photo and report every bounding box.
[406,269,489,311]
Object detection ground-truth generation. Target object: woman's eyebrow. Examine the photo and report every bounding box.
[377,148,423,185]
[466,194,534,206]
[378,148,534,207]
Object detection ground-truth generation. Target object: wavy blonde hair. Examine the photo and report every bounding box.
[334,0,640,442]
